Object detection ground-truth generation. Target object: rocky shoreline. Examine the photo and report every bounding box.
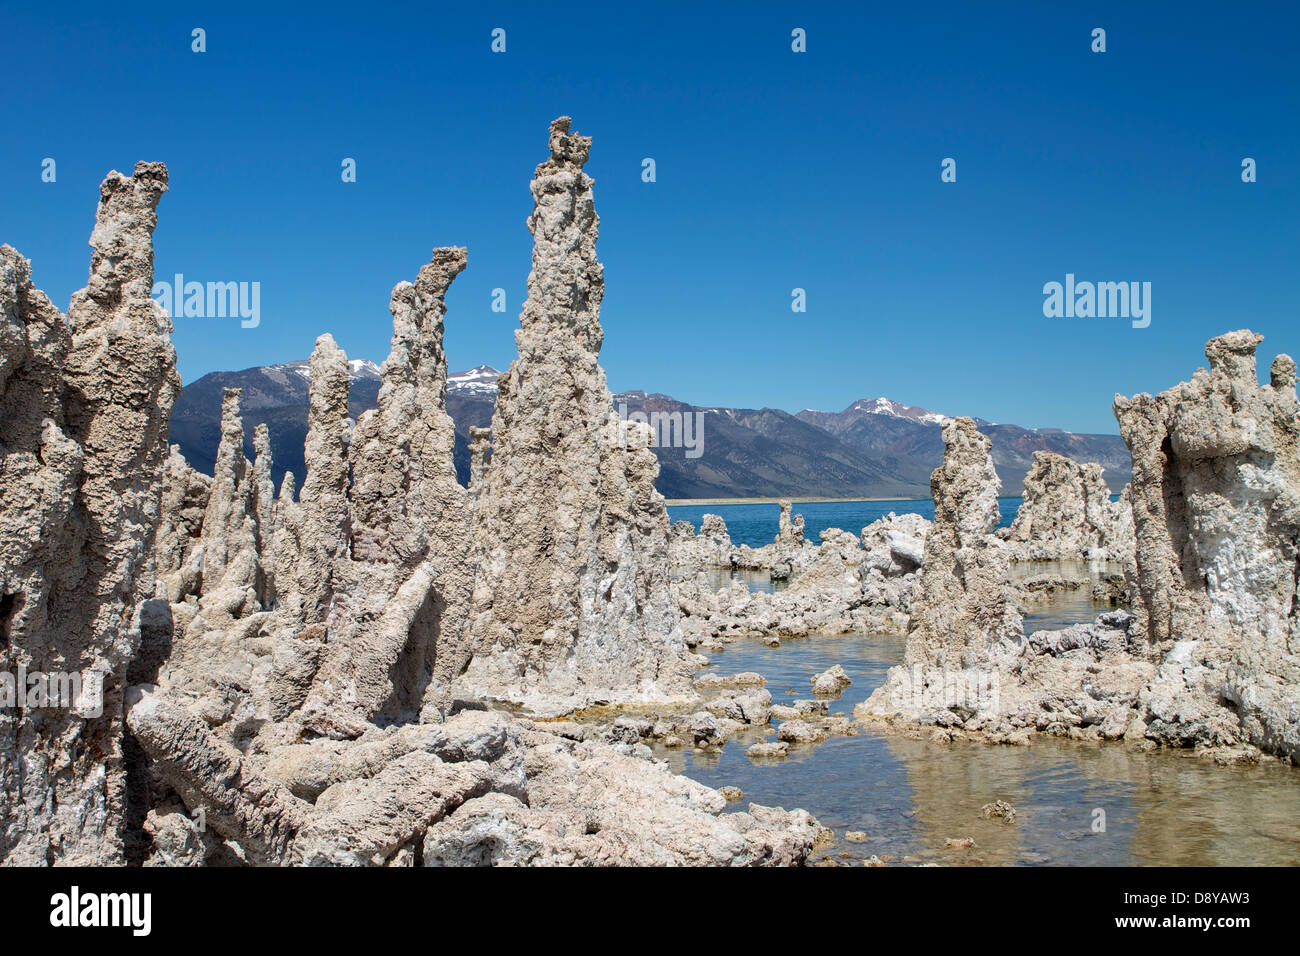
[2,117,1296,868]
[671,334,1300,771]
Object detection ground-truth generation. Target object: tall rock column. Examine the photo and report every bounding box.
[776,499,805,550]
[906,418,1022,672]
[191,388,263,628]
[467,426,491,498]
[458,117,695,715]
[294,248,476,728]
[350,247,468,567]
[858,417,1022,722]
[1118,330,1300,758]
[0,163,178,864]
[291,335,353,624]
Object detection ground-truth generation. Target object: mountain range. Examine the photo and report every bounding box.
[170,362,1132,500]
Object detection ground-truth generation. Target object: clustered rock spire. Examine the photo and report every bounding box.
[0,119,831,867]
[6,118,1299,869]
[856,333,1300,763]
[999,451,1133,563]
[905,417,1023,672]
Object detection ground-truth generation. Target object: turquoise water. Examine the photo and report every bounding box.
[667,498,1024,548]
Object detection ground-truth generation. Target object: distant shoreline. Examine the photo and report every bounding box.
[663,496,931,506]
[662,494,1032,506]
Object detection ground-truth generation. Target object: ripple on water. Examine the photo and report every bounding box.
[657,588,1300,866]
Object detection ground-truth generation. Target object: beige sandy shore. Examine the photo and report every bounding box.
[663,495,930,506]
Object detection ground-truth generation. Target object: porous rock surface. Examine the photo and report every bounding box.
[455,117,696,715]
[860,336,1300,761]
[1116,330,1300,760]
[424,730,828,866]
[1,163,179,864]
[674,511,930,643]
[999,451,1134,563]
[857,421,1159,742]
[1,123,827,868]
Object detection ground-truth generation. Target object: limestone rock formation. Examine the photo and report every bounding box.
[859,334,1300,759]
[349,248,467,569]
[776,499,805,551]
[423,730,828,866]
[675,511,930,643]
[456,118,696,714]
[669,506,819,576]
[1117,330,1300,759]
[467,425,491,498]
[904,418,1023,670]
[999,451,1133,563]
[0,162,179,864]
[155,446,210,604]
[0,127,834,869]
[154,246,477,744]
[124,684,824,867]
[196,389,265,625]
[290,334,353,625]
[670,514,738,570]
[859,418,1024,724]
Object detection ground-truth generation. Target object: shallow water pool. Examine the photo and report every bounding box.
[657,592,1300,866]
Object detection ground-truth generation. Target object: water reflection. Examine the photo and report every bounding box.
[654,588,1300,866]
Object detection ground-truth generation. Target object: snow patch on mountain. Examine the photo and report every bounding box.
[263,357,386,384]
[849,396,952,425]
[448,365,502,394]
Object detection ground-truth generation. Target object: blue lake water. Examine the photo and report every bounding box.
[668,498,1024,548]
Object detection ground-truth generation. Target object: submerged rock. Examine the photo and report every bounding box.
[980,800,1017,823]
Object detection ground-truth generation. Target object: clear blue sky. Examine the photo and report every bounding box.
[3,1,1297,434]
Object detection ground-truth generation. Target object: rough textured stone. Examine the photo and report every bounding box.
[155,446,210,603]
[1117,330,1300,760]
[467,425,491,498]
[0,163,178,864]
[905,418,1023,670]
[423,730,827,866]
[2,125,831,869]
[456,118,696,715]
[675,512,930,643]
[859,417,1024,724]
[810,665,852,696]
[999,451,1133,563]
